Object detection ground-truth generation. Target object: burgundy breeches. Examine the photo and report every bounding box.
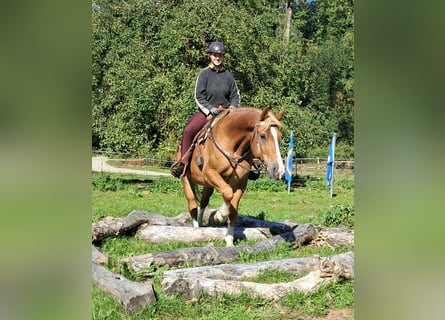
[180,111,208,159]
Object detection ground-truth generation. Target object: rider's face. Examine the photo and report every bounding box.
[210,53,224,66]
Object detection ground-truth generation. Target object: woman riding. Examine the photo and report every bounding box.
[171,41,240,177]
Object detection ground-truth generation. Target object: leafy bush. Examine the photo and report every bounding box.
[339,178,354,190]
[323,204,354,228]
[247,177,289,192]
[92,173,124,191]
[149,176,183,194]
[310,140,354,160]
[304,179,325,190]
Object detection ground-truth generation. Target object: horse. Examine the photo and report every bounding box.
[179,107,285,246]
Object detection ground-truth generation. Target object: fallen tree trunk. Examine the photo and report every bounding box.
[92,210,189,242]
[197,210,294,234]
[313,227,354,248]
[162,271,327,300]
[92,245,108,265]
[120,224,316,272]
[162,251,353,281]
[92,209,303,244]
[162,251,354,300]
[92,263,156,314]
[136,225,271,243]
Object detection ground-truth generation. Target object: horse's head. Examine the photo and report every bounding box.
[251,107,285,180]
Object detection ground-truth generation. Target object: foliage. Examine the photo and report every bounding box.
[92,0,354,159]
[310,140,354,160]
[92,173,124,191]
[323,204,354,228]
[246,176,289,192]
[148,176,183,194]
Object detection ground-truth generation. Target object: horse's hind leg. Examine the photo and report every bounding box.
[195,187,214,227]
[181,177,200,227]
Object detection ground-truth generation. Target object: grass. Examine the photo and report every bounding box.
[106,159,172,174]
[92,166,354,319]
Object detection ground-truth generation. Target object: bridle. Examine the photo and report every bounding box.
[207,118,277,174]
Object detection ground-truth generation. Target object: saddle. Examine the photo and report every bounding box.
[170,110,230,176]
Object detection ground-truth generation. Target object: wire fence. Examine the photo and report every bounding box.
[92,150,354,179]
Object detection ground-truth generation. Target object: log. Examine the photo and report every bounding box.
[162,270,330,300]
[313,227,355,248]
[91,245,156,313]
[235,215,293,234]
[120,224,316,272]
[162,251,353,281]
[92,245,108,265]
[162,251,354,301]
[92,209,297,243]
[92,210,189,242]
[197,209,294,234]
[136,225,271,243]
[92,263,156,314]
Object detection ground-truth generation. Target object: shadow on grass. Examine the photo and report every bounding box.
[288,174,321,188]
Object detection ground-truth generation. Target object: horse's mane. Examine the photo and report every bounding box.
[263,111,284,128]
[232,107,283,129]
[212,107,284,141]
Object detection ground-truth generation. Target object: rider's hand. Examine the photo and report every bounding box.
[209,107,221,116]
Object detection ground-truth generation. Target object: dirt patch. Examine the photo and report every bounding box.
[311,308,354,320]
[277,307,353,320]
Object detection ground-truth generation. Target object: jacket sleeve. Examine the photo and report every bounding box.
[228,75,240,108]
[194,69,212,115]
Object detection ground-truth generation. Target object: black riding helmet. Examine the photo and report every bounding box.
[207,41,225,54]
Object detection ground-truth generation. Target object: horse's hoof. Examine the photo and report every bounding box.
[215,210,227,223]
[225,235,234,247]
[225,241,234,247]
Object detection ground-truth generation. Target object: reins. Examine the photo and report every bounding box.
[207,114,265,174]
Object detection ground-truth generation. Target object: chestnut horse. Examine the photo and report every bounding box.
[179,107,285,246]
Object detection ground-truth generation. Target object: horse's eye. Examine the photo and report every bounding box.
[260,134,267,140]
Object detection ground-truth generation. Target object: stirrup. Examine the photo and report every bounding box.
[171,163,185,178]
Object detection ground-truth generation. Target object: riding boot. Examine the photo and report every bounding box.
[171,163,185,178]
[170,145,195,178]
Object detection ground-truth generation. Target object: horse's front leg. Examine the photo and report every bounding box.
[203,170,234,224]
[215,201,231,224]
[224,188,245,247]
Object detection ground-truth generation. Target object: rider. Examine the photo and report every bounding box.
[171,41,240,178]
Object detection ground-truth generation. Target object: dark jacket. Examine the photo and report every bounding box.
[194,65,240,116]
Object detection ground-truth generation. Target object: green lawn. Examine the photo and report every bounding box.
[92,169,354,319]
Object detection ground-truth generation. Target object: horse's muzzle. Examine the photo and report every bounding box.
[265,163,284,180]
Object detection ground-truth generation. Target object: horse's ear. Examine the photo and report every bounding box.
[260,107,270,120]
[275,110,284,121]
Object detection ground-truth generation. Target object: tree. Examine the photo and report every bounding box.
[92,0,354,159]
